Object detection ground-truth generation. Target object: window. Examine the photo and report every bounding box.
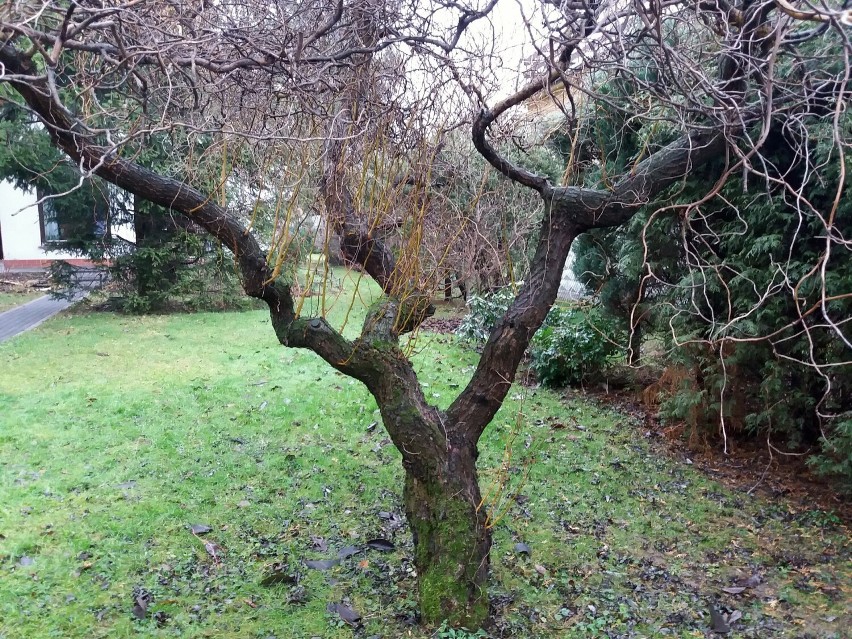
[38,190,109,245]
[39,196,61,243]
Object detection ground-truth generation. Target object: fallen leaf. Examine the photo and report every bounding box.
[728,610,742,624]
[709,605,730,633]
[132,589,152,620]
[365,538,394,552]
[721,586,746,594]
[337,545,363,559]
[189,523,212,534]
[305,559,340,570]
[740,574,762,588]
[534,564,547,575]
[327,602,361,625]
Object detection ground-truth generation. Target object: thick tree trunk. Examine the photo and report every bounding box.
[403,441,490,628]
[352,325,491,628]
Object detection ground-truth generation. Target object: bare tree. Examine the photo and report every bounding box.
[1,0,850,627]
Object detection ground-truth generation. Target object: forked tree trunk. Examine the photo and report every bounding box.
[351,316,492,627]
[403,441,490,627]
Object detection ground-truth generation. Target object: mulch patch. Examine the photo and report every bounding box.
[420,315,462,333]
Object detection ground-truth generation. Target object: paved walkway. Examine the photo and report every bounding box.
[0,295,81,342]
[0,271,104,343]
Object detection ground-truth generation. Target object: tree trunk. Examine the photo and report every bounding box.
[133,195,157,298]
[457,273,468,302]
[403,442,491,628]
[346,316,491,628]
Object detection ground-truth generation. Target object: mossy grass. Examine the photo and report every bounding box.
[0,270,848,638]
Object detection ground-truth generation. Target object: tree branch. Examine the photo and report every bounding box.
[0,42,383,380]
[471,71,560,195]
[451,128,728,442]
[553,130,728,229]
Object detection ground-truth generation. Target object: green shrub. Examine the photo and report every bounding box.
[530,305,620,388]
[809,415,852,492]
[50,232,263,313]
[456,288,515,342]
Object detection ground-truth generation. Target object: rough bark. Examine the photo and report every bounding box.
[346,305,491,626]
[404,443,490,627]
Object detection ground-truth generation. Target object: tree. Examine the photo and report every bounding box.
[1,0,850,627]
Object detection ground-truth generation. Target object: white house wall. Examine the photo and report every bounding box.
[0,180,82,262]
[0,181,135,269]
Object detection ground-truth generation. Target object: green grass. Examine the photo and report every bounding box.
[1,272,849,638]
[0,290,42,313]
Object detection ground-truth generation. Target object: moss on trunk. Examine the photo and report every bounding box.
[403,446,491,628]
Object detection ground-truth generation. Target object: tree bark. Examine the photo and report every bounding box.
[349,311,491,627]
[403,441,490,627]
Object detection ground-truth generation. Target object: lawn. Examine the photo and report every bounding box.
[0,272,849,638]
[0,290,42,313]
